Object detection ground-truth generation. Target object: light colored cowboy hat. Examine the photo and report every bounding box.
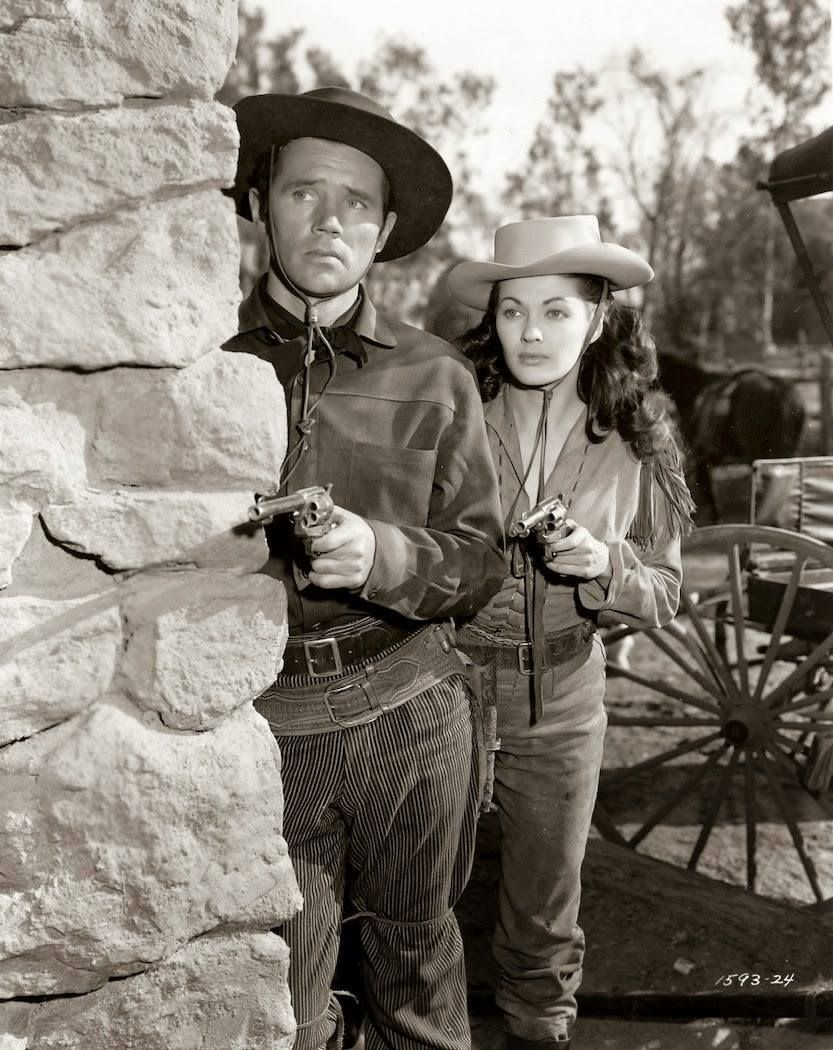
[227,87,453,262]
[447,215,654,309]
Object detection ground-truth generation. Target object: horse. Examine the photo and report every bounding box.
[657,353,806,524]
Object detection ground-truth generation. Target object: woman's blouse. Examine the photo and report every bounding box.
[467,385,684,642]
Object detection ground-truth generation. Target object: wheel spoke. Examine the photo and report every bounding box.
[728,545,750,696]
[628,745,728,848]
[644,628,725,708]
[664,619,729,696]
[776,690,833,716]
[780,716,833,729]
[603,625,633,647]
[681,588,742,703]
[752,555,806,703]
[688,746,741,871]
[591,804,629,847]
[764,631,833,710]
[744,754,758,893]
[760,750,825,903]
[603,729,726,787]
[604,663,718,712]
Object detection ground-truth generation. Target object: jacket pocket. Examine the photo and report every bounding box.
[333,440,438,527]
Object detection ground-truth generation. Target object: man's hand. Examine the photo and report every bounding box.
[307,506,376,590]
[544,519,611,582]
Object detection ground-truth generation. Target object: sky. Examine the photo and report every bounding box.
[254,0,830,236]
[261,0,760,160]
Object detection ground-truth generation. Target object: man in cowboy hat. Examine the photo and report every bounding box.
[222,87,504,1050]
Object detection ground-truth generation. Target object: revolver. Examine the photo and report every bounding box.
[248,484,335,556]
[508,494,570,559]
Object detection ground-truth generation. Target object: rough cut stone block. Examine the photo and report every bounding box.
[3,354,286,490]
[2,519,115,601]
[0,101,238,246]
[42,489,265,572]
[0,388,87,505]
[0,2,237,107]
[119,571,286,730]
[0,507,33,589]
[0,593,121,747]
[0,933,295,1050]
[91,350,287,487]
[0,192,240,369]
[0,700,301,996]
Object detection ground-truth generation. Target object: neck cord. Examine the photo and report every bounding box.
[509,279,610,511]
[264,145,341,490]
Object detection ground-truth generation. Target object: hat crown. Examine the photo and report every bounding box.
[494,215,602,267]
[296,87,395,124]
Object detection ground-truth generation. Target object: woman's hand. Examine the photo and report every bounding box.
[544,519,611,581]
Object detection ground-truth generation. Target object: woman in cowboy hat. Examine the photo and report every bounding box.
[447,215,694,1050]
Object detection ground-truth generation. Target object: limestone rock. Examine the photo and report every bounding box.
[0,700,301,996]
[42,489,266,571]
[0,507,33,589]
[0,2,237,107]
[3,354,286,490]
[2,520,115,601]
[0,388,87,505]
[0,102,238,246]
[91,350,287,487]
[0,592,121,746]
[119,571,286,730]
[0,192,240,369]
[0,932,295,1050]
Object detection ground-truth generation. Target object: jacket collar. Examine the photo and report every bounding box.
[238,275,398,349]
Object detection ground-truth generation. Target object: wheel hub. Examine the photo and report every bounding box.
[722,703,769,747]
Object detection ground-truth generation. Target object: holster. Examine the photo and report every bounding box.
[457,651,501,816]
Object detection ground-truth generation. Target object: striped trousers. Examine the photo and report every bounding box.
[275,676,480,1050]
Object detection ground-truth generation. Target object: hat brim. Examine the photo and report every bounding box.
[226,94,452,262]
[447,243,654,309]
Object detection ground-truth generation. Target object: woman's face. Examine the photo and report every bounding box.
[495,274,599,387]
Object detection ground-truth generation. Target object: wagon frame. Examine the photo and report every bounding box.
[594,127,833,910]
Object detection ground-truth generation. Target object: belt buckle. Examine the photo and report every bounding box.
[517,642,533,675]
[303,637,343,677]
[324,679,378,728]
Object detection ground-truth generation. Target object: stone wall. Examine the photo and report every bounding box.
[0,3,301,1047]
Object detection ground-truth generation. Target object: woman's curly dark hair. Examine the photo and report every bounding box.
[456,276,676,462]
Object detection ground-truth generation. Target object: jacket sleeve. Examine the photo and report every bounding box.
[358,369,505,621]
[576,530,682,629]
[577,439,692,629]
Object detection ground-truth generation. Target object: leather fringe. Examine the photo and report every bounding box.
[627,445,696,551]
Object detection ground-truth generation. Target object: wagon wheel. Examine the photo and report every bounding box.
[596,524,833,909]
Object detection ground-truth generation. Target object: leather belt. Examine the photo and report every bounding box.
[255,622,465,734]
[458,620,596,675]
[279,617,416,680]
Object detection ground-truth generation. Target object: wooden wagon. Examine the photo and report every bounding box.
[594,128,833,910]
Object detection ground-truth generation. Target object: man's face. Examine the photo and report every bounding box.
[265,137,397,298]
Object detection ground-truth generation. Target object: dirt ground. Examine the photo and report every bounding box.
[456,546,833,1048]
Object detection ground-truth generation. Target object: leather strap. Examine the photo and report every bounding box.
[459,620,595,673]
[279,617,416,680]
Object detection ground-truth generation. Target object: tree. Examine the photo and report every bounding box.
[503,70,612,228]
[725,0,832,352]
[354,41,496,321]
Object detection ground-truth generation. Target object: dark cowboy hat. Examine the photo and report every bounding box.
[227,87,453,262]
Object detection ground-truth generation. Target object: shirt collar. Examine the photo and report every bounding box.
[238,275,397,349]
